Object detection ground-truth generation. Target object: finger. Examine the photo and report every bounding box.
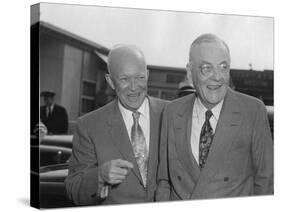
[109,179,124,185]
[108,173,127,184]
[110,167,129,176]
[100,160,131,183]
[109,172,127,180]
[100,185,109,198]
[104,185,109,197]
[100,186,107,198]
[114,159,134,169]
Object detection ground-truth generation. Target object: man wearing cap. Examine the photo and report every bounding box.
[40,91,69,134]
[156,34,273,201]
[65,45,167,205]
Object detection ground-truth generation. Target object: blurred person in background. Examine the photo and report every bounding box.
[40,91,69,134]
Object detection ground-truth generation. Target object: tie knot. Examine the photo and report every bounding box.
[132,111,141,121]
[205,110,213,120]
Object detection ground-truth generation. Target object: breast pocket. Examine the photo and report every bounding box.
[229,135,251,154]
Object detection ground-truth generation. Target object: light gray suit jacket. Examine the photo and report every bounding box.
[156,88,273,201]
[65,96,167,205]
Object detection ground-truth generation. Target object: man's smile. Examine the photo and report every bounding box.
[207,84,223,90]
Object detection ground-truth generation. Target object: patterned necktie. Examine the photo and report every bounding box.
[199,110,214,169]
[131,111,148,187]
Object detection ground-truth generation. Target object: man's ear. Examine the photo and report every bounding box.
[186,63,193,78]
[186,63,191,73]
[105,74,115,90]
[186,63,194,86]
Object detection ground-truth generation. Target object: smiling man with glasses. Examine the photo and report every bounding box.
[156,33,273,201]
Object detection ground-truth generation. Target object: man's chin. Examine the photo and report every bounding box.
[122,101,141,111]
[206,97,224,106]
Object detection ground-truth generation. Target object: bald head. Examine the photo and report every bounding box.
[105,44,149,111]
[107,45,147,77]
[189,33,230,63]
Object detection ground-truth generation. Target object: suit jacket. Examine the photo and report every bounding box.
[156,88,273,201]
[40,104,69,134]
[65,96,167,205]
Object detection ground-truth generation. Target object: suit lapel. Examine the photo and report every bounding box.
[174,94,200,180]
[146,97,159,186]
[107,100,143,183]
[192,89,242,196]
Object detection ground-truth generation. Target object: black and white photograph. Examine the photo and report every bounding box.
[30,2,274,209]
[29,1,275,210]
[2,0,281,212]
[0,0,274,212]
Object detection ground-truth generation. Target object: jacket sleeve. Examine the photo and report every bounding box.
[64,118,102,205]
[251,101,273,195]
[155,105,171,201]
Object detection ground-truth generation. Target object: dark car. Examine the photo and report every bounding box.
[31,135,74,208]
[40,135,73,149]
[40,162,71,208]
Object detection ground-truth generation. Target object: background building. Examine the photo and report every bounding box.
[38,22,111,133]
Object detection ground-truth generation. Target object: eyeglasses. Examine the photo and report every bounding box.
[199,63,230,77]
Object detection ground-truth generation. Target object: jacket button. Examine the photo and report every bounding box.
[177,176,182,181]
[224,177,229,182]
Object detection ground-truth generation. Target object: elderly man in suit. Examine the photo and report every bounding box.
[65,45,167,205]
[156,34,273,201]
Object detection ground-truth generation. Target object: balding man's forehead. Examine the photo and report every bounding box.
[108,45,146,75]
[109,45,144,61]
[190,41,230,62]
[111,48,143,62]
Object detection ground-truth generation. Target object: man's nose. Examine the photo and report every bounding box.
[129,78,137,90]
[212,67,223,80]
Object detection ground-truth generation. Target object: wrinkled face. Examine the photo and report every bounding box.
[107,53,148,111]
[189,42,230,109]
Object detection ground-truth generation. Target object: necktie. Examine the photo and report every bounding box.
[131,111,148,187]
[47,106,52,118]
[199,110,214,169]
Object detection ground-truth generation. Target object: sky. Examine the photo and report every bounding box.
[39,3,274,71]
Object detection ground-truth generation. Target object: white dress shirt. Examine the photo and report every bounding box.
[118,98,150,152]
[191,98,224,164]
[46,103,54,117]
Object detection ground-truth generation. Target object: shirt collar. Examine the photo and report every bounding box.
[47,103,55,110]
[194,97,224,121]
[118,97,149,118]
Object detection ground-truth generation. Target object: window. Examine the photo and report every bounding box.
[80,51,98,115]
